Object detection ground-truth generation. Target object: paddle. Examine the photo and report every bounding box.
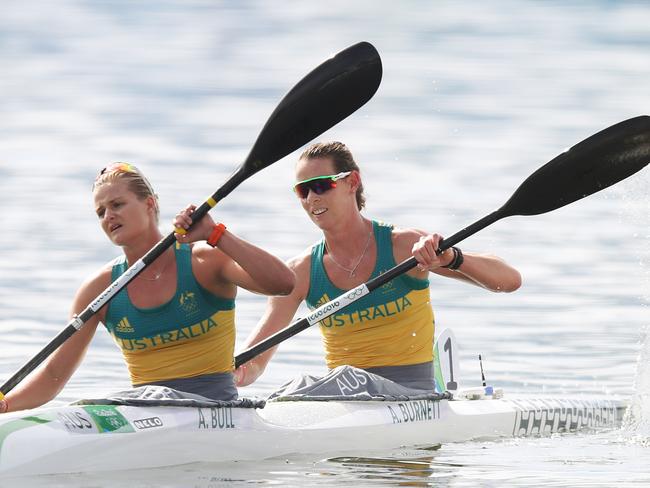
[235,115,650,368]
[0,41,383,400]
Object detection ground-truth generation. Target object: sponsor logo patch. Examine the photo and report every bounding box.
[82,405,135,434]
[133,417,163,430]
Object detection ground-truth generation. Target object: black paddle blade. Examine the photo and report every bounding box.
[501,115,650,217]
[243,41,382,174]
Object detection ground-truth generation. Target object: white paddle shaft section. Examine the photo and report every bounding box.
[87,259,147,315]
[306,284,370,326]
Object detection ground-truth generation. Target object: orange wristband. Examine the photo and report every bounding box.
[207,223,227,247]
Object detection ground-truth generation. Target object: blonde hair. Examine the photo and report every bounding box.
[93,162,160,221]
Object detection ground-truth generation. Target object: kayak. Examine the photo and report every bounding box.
[0,388,625,477]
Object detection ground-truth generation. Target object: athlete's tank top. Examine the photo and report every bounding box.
[104,243,236,386]
[306,221,435,370]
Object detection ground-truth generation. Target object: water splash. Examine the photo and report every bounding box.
[619,170,650,444]
[623,326,650,437]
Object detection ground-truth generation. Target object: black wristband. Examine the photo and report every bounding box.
[442,247,457,268]
[443,247,464,270]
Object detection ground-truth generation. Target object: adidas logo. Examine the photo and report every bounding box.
[314,293,331,308]
[116,317,134,333]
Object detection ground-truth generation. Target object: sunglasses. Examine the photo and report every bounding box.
[293,171,352,199]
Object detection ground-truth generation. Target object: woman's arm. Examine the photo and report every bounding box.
[395,228,522,292]
[0,271,108,413]
[234,252,310,386]
[173,205,294,296]
[215,230,295,296]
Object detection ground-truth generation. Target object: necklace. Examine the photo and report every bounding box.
[325,229,373,278]
[139,255,171,281]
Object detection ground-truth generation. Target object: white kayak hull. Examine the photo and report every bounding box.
[0,395,625,477]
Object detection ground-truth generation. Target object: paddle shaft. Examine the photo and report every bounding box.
[0,42,383,399]
[365,211,502,290]
[236,115,650,367]
[234,210,502,368]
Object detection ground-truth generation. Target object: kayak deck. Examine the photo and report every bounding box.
[0,394,626,477]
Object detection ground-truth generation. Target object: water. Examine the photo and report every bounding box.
[1,0,650,486]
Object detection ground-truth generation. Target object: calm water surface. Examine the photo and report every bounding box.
[1,1,650,486]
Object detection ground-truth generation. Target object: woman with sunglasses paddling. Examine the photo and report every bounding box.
[234,142,521,391]
[0,163,294,414]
